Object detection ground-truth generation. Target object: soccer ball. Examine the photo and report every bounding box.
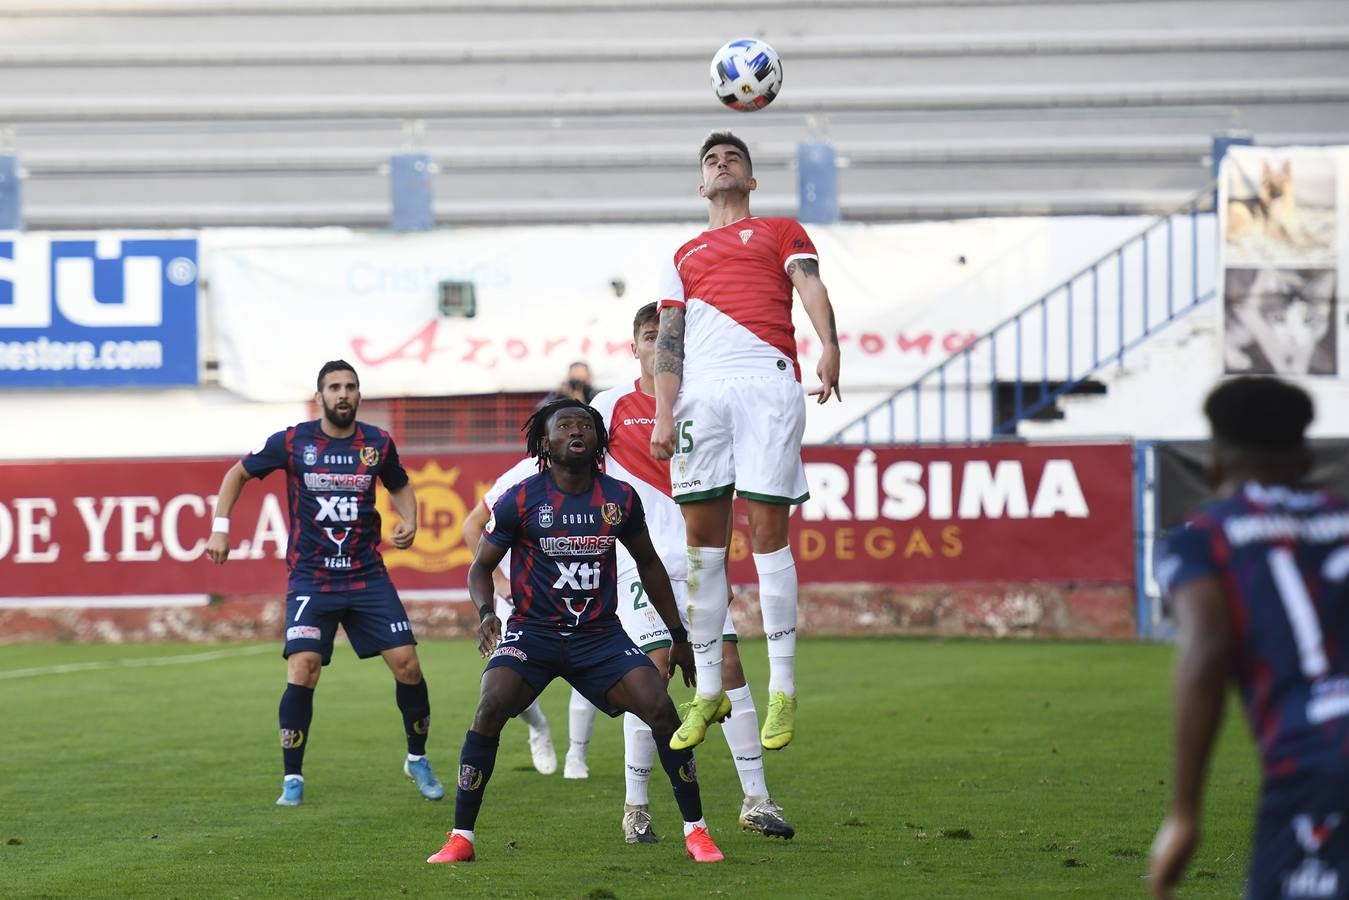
[710,39,783,112]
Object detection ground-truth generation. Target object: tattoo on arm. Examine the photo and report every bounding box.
[655,306,685,379]
[828,308,838,346]
[787,258,820,279]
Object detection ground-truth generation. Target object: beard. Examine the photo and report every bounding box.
[322,397,357,429]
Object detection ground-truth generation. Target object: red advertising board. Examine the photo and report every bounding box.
[0,443,1133,598]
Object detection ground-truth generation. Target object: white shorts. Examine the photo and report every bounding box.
[617,571,736,652]
[671,374,809,504]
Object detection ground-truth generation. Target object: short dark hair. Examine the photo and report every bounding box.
[1204,376,1313,451]
[699,131,752,174]
[523,399,608,473]
[316,359,358,392]
[633,301,659,337]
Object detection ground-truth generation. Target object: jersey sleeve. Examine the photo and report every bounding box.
[485,485,523,550]
[378,436,410,491]
[589,387,620,429]
[657,253,686,311]
[240,429,289,479]
[622,485,648,541]
[1155,520,1221,596]
[779,219,818,272]
[484,458,536,511]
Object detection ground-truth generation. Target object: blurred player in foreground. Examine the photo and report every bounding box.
[1150,376,1349,898]
[206,359,443,807]
[426,400,724,864]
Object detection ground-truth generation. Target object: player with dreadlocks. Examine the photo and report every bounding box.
[427,400,726,864]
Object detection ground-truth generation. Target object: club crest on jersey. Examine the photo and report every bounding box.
[601,502,623,526]
[538,504,554,528]
[360,447,379,466]
[739,228,754,245]
[302,444,318,466]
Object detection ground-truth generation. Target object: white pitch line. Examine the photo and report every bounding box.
[0,594,211,609]
[0,643,274,681]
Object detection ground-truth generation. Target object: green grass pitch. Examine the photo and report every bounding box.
[2,638,1257,898]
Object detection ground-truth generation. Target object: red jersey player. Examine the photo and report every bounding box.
[650,131,842,754]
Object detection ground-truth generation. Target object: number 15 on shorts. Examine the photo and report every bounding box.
[676,420,694,454]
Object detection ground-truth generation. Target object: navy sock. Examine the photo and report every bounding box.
[454,730,500,831]
[653,733,703,823]
[278,683,315,777]
[396,678,431,756]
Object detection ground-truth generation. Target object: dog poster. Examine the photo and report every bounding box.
[1220,147,1343,376]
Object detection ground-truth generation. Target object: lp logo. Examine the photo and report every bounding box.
[553,561,601,591]
[315,495,359,523]
[0,236,197,328]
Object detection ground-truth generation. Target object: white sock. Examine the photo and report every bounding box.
[568,689,596,758]
[451,828,474,843]
[284,774,304,782]
[623,712,654,806]
[518,697,547,732]
[755,547,798,696]
[407,753,426,763]
[721,685,767,799]
[682,818,708,836]
[687,546,729,700]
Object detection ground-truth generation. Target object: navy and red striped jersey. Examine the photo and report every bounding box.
[1158,481,1349,781]
[485,469,646,632]
[241,419,409,593]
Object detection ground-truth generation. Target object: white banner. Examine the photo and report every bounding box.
[208,218,1149,401]
[1220,145,1348,377]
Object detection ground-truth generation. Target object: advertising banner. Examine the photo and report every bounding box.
[1219,145,1347,377]
[206,218,1149,401]
[0,443,1133,599]
[0,233,199,386]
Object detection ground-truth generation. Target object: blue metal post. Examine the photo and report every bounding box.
[963,348,972,440]
[938,365,947,442]
[1066,282,1074,380]
[1133,440,1154,640]
[1211,132,1254,209]
[797,141,840,224]
[0,154,21,231]
[390,152,434,232]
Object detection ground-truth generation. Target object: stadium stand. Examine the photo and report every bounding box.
[0,0,1347,228]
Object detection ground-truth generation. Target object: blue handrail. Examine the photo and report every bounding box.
[828,184,1218,444]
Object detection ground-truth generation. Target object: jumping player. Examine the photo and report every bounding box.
[593,301,794,842]
[1150,376,1349,898]
[426,400,724,865]
[206,359,444,807]
[650,131,842,752]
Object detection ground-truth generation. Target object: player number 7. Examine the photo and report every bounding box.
[294,595,311,622]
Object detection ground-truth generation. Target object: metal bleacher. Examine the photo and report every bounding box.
[0,0,1347,229]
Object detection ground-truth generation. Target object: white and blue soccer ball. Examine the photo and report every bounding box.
[710,38,783,112]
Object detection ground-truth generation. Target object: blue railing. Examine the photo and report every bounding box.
[828,186,1219,444]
